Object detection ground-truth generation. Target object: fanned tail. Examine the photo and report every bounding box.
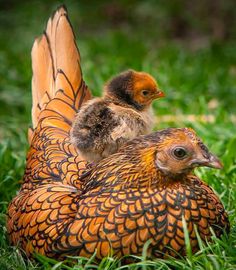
[21,6,91,191]
[29,5,91,143]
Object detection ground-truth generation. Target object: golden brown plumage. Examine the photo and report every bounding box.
[71,70,164,162]
[7,6,229,261]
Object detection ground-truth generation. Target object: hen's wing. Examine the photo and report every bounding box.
[8,171,229,259]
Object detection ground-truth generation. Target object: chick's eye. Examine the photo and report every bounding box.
[173,147,187,159]
[141,90,149,96]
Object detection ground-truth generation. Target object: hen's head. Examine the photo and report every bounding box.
[104,70,164,110]
[82,128,223,191]
[126,127,223,177]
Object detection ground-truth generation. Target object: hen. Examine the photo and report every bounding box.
[7,6,229,260]
[71,70,164,162]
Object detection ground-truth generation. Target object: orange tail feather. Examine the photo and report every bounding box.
[30,6,91,142]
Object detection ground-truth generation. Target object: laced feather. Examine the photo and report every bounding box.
[30,6,91,143]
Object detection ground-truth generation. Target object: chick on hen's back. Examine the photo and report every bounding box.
[71,69,164,162]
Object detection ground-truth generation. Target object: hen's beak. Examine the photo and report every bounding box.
[191,153,223,170]
[154,90,165,99]
[204,154,223,169]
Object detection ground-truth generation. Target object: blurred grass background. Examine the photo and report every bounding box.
[0,0,236,269]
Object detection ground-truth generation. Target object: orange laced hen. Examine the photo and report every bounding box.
[7,6,229,260]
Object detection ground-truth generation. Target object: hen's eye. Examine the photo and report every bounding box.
[141,90,149,96]
[173,147,187,159]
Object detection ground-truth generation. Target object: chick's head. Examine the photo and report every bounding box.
[105,70,164,110]
[150,128,223,177]
[132,71,164,107]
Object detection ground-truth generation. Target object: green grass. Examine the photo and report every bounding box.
[0,1,236,269]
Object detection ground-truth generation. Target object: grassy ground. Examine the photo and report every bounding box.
[0,1,236,269]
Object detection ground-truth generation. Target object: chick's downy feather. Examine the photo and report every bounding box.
[70,70,164,162]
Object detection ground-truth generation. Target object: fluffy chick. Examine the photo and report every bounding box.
[70,69,164,162]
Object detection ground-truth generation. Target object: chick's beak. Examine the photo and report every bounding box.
[154,90,165,99]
